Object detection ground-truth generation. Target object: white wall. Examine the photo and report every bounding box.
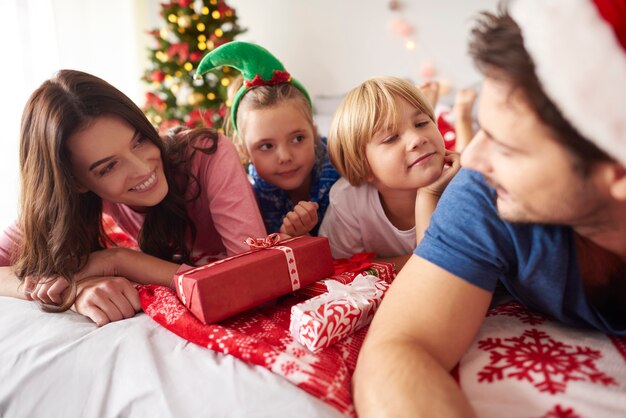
[0,0,153,230]
[0,0,499,230]
[227,0,498,99]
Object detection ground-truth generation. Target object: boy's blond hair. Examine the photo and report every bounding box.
[328,76,436,186]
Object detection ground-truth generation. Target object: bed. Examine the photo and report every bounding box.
[0,295,344,417]
[2,255,625,418]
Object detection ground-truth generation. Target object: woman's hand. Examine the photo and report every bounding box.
[72,276,141,327]
[279,201,319,237]
[420,151,461,197]
[22,248,123,305]
[23,275,69,305]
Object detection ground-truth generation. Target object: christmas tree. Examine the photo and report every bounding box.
[142,0,245,133]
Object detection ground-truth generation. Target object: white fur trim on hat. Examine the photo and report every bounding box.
[511,0,626,165]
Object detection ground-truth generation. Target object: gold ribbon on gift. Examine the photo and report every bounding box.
[177,234,302,305]
[324,274,383,308]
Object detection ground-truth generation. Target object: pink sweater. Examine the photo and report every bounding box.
[0,134,266,266]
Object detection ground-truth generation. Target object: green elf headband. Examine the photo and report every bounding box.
[194,41,312,133]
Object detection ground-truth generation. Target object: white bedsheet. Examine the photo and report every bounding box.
[0,297,344,418]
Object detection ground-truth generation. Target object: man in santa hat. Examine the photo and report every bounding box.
[354,0,626,415]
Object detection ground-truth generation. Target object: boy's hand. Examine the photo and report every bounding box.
[72,276,141,327]
[420,151,461,197]
[279,201,319,237]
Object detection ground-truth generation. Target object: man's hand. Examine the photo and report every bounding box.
[279,201,319,237]
[72,276,141,327]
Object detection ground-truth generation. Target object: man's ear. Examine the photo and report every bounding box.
[608,163,626,201]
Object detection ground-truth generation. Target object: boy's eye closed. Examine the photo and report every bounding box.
[415,120,430,128]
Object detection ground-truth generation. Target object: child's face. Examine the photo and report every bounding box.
[365,98,445,192]
[67,115,168,210]
[242,102,316,193]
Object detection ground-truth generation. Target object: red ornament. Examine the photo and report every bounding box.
[145,92,166,111]
[178,0,192,7]
[167,43,190,63]
[189,52,203,62]
[151,70,165,83]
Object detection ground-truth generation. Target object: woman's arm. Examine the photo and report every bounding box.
[80,248,179,287]
[24,248,180,305]
[197,135,267,254]
[0,266,27,299]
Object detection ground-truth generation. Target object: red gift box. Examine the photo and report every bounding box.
[290,274,390,353]
[175,235,334,324]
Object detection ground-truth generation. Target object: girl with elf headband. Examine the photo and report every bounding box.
[319,76,461,271]
[0,70,266,326]
[195,42,340,237]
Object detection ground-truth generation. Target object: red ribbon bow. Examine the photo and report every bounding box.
[245,233,282,249]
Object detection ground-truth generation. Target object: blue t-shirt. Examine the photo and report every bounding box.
[249,137,340,236]
[415,168,625,336]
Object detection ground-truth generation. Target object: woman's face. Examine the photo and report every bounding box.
[67,115,168,210]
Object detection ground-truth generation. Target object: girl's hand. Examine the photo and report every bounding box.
[72,276,141,327]
[279,201,319,237]
[420,151,461,197]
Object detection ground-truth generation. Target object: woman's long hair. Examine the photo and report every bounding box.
[15,69,216,311]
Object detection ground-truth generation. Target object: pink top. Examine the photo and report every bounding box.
[0,134,266,266]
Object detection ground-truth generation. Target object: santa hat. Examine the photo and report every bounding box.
[510,0,626,165]
[194,41,311,133]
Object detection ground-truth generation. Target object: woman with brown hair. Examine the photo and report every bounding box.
[0,69,266,326]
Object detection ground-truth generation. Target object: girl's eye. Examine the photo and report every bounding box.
[99,161,117,177]
[259,143,273,151]
[293,135,306,143]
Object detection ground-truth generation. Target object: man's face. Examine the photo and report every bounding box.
[461,77,609,226]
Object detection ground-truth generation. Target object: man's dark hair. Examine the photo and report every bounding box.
[468,4,612,172]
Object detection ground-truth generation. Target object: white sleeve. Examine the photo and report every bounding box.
[318,181,365,259]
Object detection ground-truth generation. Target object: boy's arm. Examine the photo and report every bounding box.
[353,254,492,417]
[415,151,461,243]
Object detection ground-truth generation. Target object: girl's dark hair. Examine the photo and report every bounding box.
[468,5,612,172]
[16,69,216,311]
